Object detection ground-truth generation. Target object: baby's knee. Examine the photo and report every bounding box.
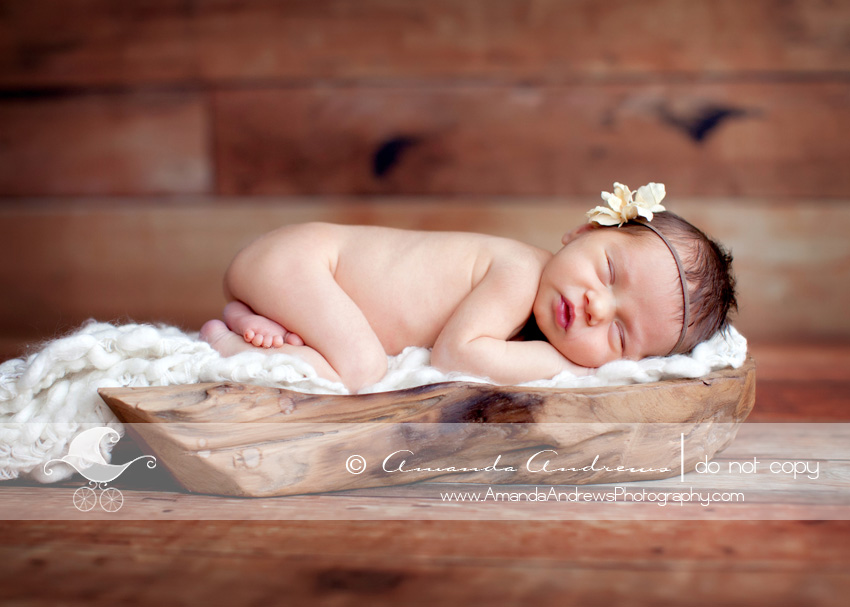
[343,352,388,392]
[222,252,252,302]
[223,237,278,303]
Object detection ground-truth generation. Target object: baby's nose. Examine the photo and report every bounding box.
[586,289,614,326]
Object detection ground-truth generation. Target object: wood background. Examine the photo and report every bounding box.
[0,0,849,356]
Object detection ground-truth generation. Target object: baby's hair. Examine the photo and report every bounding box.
[616,212,737,353]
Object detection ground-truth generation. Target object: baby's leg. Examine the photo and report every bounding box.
[225,254,388,392]
[223,301,303,348]
[200,320,341,384]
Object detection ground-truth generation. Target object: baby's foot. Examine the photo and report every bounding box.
[222,301,303,348]
[223,301,285,347]
[200,320,256,357]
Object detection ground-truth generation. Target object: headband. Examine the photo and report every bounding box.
[633,220,691,354]
[586,182,691,354]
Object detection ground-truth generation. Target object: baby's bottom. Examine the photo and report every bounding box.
[199,320,342,384]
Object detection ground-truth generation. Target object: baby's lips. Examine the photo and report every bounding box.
[563,296,575,331]
[557,295,574,331]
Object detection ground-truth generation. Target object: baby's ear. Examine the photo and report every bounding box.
[561,223,596,245]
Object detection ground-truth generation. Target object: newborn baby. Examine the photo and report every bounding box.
[201,182,737,392]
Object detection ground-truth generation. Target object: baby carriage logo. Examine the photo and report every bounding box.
[43,427,157,513]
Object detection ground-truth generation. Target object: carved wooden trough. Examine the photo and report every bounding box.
[98,358,755,497]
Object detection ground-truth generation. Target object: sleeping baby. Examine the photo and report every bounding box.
[200,182,737,392]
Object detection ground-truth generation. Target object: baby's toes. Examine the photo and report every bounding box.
[251,333,265,347]
[272,335,284,348]
[244,329,255,343]
[262,334,276,348]
[285,333,304,346]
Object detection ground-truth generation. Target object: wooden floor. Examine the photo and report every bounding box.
[1,341,849,605]
[1,520,848,606]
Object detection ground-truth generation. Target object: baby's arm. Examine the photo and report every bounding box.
[432,256,591,383]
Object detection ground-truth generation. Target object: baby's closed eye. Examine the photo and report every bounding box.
[615,321,625,353]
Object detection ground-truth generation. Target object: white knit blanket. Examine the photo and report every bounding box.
[0,320,747,483]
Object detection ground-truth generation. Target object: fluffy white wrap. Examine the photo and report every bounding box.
[0,321,747,483]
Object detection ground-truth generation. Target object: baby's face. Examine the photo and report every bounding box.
[533,226,684,368]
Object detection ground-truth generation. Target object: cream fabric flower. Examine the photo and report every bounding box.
[586,182,667,226]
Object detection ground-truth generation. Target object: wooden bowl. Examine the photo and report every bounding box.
[99,357,755,497]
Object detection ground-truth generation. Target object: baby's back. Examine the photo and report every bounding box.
[256,223,546,354]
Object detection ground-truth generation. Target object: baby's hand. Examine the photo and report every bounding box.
[558,355,597,377]
[223,301,305,348]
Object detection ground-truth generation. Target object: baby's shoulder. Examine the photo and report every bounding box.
[486,236,552,271]
[475,236,551,292]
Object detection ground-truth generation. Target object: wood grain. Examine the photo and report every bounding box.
[4,83,845,197]
[0,520,848,605]
[96,359,754,497]
[1,483,848,522]
[2,519,848,563]
[1,0,847,87]
[213,83,850,197]
[0,92,210,195]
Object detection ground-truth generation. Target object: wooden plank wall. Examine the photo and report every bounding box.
[1,0,848,356]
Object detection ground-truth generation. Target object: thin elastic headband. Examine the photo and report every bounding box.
[634,220,691,354]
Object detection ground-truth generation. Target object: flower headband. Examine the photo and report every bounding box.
[586,182,691,354]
